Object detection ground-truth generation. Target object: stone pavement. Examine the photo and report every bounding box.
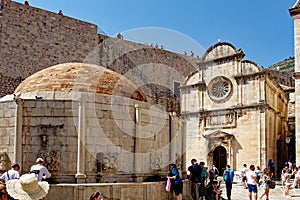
[218,181,300,200]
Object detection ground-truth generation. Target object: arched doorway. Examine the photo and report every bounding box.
[213,146,227,175]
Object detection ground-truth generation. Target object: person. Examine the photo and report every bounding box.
[167,163,183,200]
[0,163,20,184]
[223,164,234,200]
[285,160,293,173]
[0,182,8,200]
[246,164,259,200]
[6,174,49,200]
[24,0,29,6]
[292,166,300,188]
[188,159,201,200]
[90,191,103,200]
[241,164,249,189]
[268,159,275,179]
[209,165,219,182]
[30,158,51,181]
[57,10,63,15]
[281,168,293,197]
[255,166,261,183]
[199,161,208,200]
[205,179,222,200]
[259,168,271,200]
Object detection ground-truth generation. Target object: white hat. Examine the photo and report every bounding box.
[7,174,49,200]
[36,157,44,163]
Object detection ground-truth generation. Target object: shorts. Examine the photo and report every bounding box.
[247,184,258,193]
[173,182,183,196]
[242,176,247,182]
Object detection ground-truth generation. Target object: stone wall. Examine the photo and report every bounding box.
[0,99,16,172]
[44,180,191,200]
[0,0,199,114]
[0,93,183,183]
[0,0,99,96]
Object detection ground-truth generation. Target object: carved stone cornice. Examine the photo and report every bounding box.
[179,81,206,90]
[290,7,300,17]
[293,72,300,79]
[197,51,245,67]
[233,71,267,82]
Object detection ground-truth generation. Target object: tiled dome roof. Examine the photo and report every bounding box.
[14,63,147,101]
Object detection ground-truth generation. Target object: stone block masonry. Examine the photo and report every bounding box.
[0,0,99,96]
[0,0,199,114]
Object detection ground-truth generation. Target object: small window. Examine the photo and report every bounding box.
[174,81,181,99]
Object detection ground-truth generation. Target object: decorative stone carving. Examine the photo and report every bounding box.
[150,152,162,170]
[207,76,233,103]
[99,153,119,172]
[205,112,236,129]
[0,152,8,172]
[38,151,61,172]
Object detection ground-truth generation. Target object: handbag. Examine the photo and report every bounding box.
[269,180,276,189]
[165,178,171,192]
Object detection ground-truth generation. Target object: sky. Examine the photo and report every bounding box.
[13,0,296,68]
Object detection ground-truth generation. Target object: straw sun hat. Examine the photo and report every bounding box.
[7,174,49,200]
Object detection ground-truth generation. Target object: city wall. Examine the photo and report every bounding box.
[0,0,199,114]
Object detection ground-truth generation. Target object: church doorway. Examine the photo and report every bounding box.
[213,146,227,176]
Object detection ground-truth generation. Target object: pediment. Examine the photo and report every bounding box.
[203,130,234,139]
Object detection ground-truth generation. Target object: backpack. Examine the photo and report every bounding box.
[201,167,207,179]
[192,165,202,183]
[223,170,230,183]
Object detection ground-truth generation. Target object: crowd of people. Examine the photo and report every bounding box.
[0,157,51,200]
[165,158,300,200]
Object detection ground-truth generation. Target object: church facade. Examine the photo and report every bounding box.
[181,42,291,176]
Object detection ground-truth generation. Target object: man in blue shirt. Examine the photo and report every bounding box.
[223,164,234,200]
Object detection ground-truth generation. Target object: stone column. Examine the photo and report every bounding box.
[75,99,86,183]
[228,139,232,166]
[181,119,187,174]
[14,97,23,166]
[290,5,300,165]
[260,109,266,168]
[169,112,176,163]
[133,104,142,181]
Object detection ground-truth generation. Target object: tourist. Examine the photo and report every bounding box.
[188,159,201,200]
[199,161,208,200]
[246,164,258,200]
[205,179,222,200]
[209,164,219,182]
[292,166,300,188]
[167,163,183,200]
[255,166,261,183]
[259,168,271,200]
[241,164,249,189]
[285,160,293,173]
[24,0,29,6]
[89,191,103,200]
[268,159,275,179]
[6,174,49,200]
[30,158,51,181]
[223,164,234,200]
[281,168,293,197]
[0,163,20,184]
